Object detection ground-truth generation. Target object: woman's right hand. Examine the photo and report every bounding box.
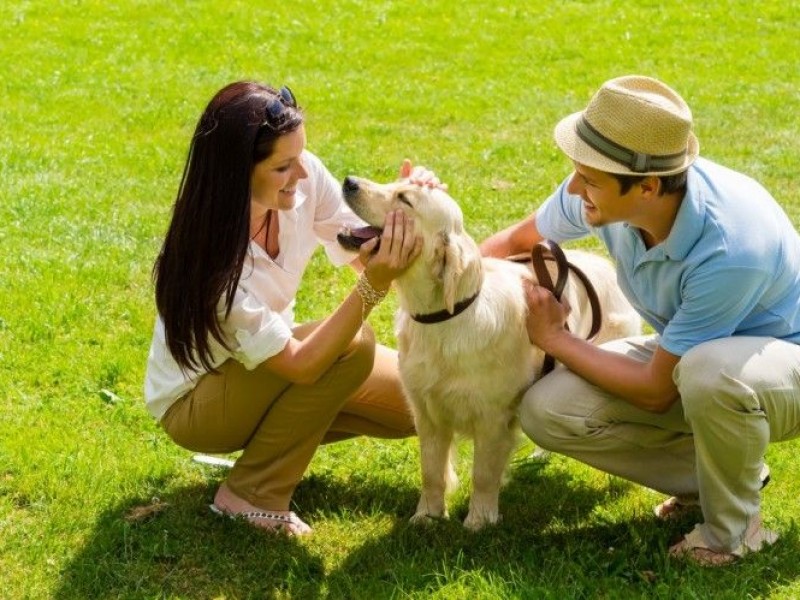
[359,210,422,291]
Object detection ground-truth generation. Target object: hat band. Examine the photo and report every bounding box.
[576,117,686,173]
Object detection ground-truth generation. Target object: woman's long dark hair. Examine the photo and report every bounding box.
[154,81,303,372]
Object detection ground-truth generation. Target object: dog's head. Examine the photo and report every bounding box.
[338,176,480,313]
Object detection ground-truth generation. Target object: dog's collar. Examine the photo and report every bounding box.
[410,291,480,324]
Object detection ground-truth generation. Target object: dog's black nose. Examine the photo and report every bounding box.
[343,176,359,195]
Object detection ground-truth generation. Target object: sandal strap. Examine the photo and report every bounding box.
[681,526,714,550]
[238,510,300,525]
[675,518,779,563]
[670,527,738,566]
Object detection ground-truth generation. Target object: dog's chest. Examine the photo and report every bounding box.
[394,266,539,429]
[397,325,536,430]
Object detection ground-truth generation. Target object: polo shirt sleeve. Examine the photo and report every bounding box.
[305,152,366,266]
[223,288,293,370]
[535,176,593,242]
[660,264,772,356]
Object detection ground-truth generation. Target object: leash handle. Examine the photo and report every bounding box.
[511,240,604,376]
[530,240,569,301]
[529,241,567,376]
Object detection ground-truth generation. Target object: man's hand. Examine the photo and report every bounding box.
[523,279,571,350]
[399,158,447,189]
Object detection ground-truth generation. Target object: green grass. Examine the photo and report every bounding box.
[2,0,800,598]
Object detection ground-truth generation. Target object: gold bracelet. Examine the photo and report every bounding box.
[356,273,388,320]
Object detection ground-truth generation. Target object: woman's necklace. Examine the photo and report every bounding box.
[252,209,280,259]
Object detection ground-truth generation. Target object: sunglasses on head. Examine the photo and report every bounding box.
[263,86,297,125]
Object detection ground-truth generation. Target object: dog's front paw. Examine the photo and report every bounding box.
[410,509,448,526]
[463,509,501,531]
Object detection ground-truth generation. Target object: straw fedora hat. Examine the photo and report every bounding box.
[554,75,699,176]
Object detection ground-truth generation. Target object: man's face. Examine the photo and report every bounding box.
[566,162,637,227]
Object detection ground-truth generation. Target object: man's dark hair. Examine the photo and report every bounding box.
[612,170,688,196]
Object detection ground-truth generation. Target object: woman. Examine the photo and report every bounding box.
[144,81,424,535]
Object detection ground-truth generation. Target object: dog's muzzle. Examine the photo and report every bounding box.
[336,225,383,251]
[337,176,383,252]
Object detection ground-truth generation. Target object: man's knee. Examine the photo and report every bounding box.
[519,371,581,450]
[519,383,549,443]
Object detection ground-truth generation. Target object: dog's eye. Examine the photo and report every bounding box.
[396,192,413,207]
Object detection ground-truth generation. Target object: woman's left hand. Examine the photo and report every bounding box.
[360,210,422,292]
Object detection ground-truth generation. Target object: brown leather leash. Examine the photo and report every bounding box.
[509,240,603,376]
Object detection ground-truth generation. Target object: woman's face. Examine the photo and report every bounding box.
[250,125,308,212]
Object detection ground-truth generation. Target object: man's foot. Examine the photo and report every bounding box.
[655,464,771,521]
[654,493,700,520]
[668,533,738,567]
[669,514,778,567]
[210,482,311,536]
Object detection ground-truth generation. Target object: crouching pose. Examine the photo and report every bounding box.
[145,81,426,536]
[481,75,800,566]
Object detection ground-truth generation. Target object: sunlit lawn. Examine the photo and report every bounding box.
[2,1,800,598]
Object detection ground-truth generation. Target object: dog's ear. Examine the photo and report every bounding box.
[432,231,465,313]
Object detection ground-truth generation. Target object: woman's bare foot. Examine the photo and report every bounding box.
[211,482,312,536]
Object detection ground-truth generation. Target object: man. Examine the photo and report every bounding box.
[480,75,800,566]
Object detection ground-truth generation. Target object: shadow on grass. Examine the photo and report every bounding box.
[53,460,800,599]
[321,458,800,598]
[53,477,327,599]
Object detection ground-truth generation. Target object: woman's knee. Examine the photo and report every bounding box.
[318,323,375,396]
[335,323,377,385]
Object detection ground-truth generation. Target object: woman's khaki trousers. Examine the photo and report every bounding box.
[161,324,414,510]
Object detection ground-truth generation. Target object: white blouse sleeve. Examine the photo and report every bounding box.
[223,287,293,370]
[305,152,366,266]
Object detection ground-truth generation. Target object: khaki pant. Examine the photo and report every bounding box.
[161,324,414,510]
[520,335,800,552]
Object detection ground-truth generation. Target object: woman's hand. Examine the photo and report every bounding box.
[359,210,422,291]
[523,279,571,351]
[399,159,447,190]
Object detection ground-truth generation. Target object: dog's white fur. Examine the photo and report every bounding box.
[342,177,641,530]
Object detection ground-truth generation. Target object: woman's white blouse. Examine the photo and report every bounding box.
[144,150,364,420]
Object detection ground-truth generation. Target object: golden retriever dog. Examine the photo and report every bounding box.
[338,176,641,530]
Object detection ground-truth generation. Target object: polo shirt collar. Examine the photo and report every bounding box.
[658,167,705,261]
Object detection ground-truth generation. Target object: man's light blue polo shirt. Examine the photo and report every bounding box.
[535,157,800,356]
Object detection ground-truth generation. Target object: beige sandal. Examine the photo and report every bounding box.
[668,529,738,566]
[669,516,778,567]
[209,504,312,536]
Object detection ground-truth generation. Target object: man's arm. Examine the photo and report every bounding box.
[480,212,544,258]
[525,282,680,412]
